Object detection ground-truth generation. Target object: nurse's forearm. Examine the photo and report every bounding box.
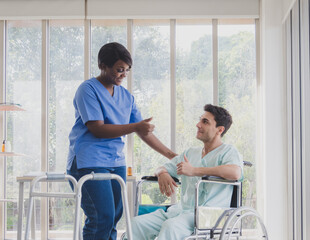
[86,118,156,138]
[138,133,177,159]
[86,120,138,138]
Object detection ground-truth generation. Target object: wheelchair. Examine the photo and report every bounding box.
[122,161,268,240]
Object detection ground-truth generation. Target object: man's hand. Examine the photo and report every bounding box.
[136,117,155,136]
[158,172,178,197]
[177,155,195,176]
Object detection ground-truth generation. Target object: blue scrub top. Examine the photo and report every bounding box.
[67,77,143,170]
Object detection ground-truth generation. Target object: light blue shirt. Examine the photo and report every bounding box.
[67,77,142,170]
[164,144,243,212]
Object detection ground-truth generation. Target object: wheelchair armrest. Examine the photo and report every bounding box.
[141,175,180,183]
[201,161,251,182]
[201,175,238,183]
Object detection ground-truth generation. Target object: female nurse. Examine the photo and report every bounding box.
[66,42,176,240]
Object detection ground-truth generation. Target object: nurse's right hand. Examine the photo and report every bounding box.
[136,117,155,136]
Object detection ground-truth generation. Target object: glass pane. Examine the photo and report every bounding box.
[132,21,171,177]
[218,21,256,230]
[48,20,84,237]
[5,20,42,238]
[176,22,213,153]
[91,20,127,83]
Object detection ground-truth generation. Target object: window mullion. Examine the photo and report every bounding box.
[170,19,176,153]
[127,19,134,168]
[84,19,91,80]
[170,19,177,204]
[212,19,218,105]
[41,19,48,240]
[0,20,6,240]
[255,17,265,226]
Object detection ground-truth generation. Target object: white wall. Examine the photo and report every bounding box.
[261,0,288,239]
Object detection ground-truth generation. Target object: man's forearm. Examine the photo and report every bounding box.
[193,164,241,180]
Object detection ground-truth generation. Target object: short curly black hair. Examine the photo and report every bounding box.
[204,104,232,137]
[98,42,132,68]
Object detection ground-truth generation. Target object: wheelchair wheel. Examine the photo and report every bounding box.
[219,206,268,240]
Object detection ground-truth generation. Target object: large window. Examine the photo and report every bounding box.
[218,19,257,228]
[48,20,84,238]
[132,20,171,176]
[176,20,213,152]
[0,18,258,239]
[5,20,42,239]
[91,20,127,78]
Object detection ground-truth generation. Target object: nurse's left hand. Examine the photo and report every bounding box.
[177,155,195,176]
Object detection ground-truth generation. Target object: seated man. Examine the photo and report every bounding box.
[131,104,243,240]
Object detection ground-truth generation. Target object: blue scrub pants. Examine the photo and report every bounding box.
[68,158,126,240]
